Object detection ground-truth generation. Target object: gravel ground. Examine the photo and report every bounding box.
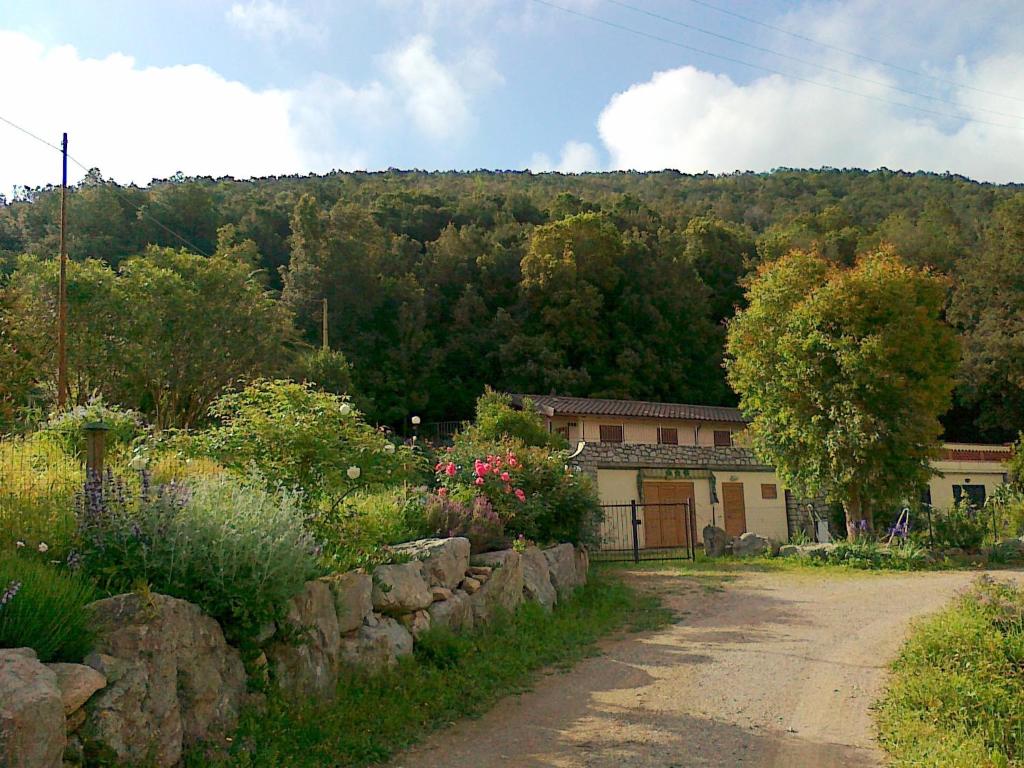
[390,567,1015,768]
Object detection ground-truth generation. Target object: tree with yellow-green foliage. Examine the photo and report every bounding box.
[726,247,958,538]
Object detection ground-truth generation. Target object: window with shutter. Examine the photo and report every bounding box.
[713,430,733,447]
[657,427,678,445]
[599,424,624,443]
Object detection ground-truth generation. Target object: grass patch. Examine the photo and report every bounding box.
[876,576,1024,768]
[198,571,671,767]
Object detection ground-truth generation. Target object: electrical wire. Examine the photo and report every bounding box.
[530,0,1024,132]
[601,0,1024,124]
[676,0,1024,104]
[0,112,212,256]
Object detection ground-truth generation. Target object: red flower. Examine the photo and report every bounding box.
[445,462,457,477]
[514,488,526,502]
[438,487,448,497]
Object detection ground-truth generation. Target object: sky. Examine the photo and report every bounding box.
[1,0,1023,192]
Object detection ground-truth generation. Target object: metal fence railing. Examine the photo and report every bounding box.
[592,500,698,563]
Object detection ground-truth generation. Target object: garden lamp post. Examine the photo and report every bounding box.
[411,415,421,444]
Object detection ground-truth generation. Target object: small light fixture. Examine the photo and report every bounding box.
[411,415,421,426]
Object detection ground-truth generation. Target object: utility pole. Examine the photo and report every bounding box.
[56,132,69,408]
[321,297,329,350]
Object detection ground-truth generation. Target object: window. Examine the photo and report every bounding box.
[556,425,569,439]
[599,424,624,443]
[953,484,986,509]
[657,426,678,445]
[761,484,778,500]
[713,430,733,447]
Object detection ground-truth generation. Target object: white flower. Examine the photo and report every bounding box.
[346,466,361,480]
[339,403,352,416]
[15,541,25,549]
[129,455,148,471]
[37,542,49,553]
[383,443,396,455]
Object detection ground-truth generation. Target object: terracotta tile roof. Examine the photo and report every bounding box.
[509,394,747,424]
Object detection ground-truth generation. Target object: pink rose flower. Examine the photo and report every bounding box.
[445,463,457,477]
[501,471,510,481]
[475,477,485,486]
[438,487,448,497]
[514,488,526,502]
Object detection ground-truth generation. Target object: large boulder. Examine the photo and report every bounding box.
[46,663,106,716]
[703,526,729,558]
[339,616,413,670]
[468,550,524,623]
[80,593,246,768]
[731,532,772,557]
[372,561,433,615]
[267,580,342,700]
[322,572,372,633]
[0,648,65,768]
[542,544,581,598]
[391,538,471,590]
[427,590,474,633]
[520,547,556,611]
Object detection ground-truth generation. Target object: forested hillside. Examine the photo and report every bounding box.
[1,168,1021,442]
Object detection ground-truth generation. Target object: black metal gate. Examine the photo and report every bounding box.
[592,501,698,563]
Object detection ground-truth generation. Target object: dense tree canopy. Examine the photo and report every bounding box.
[726,248,959,536]
[1,168,1021,439]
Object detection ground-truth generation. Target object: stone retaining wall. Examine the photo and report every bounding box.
[570,443,773,482]
[1,538,590,768]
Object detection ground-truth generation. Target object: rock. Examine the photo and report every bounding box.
[995,539,1024,558]
[397,609,431,638]
[427,590,474,633]
[469,550,524,623]
[81,592,246,768]
[431,586,454,602]
[799,543,836,560]
[372,561,433,615]
[66,706,87,733]
[267,580,342,701]
[542,544,581,598]
[461,576,482,594]
[574,547,590,585]
[703,526,729,558]
[340,617,413,670]
[252,621,276,646]
[466,565,493,577]
[520,546,556,611]
[731,532,772,557]
[46,663,106,715]
[364,612,380,627]
[391,537,471,589]
[0,648,65,768]
[322,572,373,633]
[778,544,800,557]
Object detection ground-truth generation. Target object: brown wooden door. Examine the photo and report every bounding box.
[642,482,694,547]
[721,482,747,537]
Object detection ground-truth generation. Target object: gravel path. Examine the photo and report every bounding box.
[391,567,1010,768]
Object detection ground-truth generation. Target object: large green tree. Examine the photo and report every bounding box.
[949,193,1024,440]
[726,247,958,537]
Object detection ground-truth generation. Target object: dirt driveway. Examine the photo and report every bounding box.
[391,567,1010,768]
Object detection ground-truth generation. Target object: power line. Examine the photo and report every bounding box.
[602,0,1024,124]
[530,0,1023,132]
[0,113,212,257]
[676,0,1024,105]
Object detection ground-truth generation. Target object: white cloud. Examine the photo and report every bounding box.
[381,35,500,141]
[597,60,1024,184]
[0,30,498,192]
[529,140,601,173]
[225,0,324,44]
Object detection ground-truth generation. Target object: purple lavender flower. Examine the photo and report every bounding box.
[0,580,21,609]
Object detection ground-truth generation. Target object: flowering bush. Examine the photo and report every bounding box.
[197,380,426,507]
[75,470,320,642]
[422,491,507,554]
[0,553,96,662]
[930,499,989,550]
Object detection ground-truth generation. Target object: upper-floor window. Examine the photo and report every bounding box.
[761,483,778,500]
[599,424,624,443]
[953,484,986,509]
[657,426,678,445]
[713,429,733,447]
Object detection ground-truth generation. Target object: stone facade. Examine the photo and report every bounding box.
[570,443,773,481]
[784,490,833,539]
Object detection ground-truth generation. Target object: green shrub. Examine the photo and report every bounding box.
[824,540,928,570]
[471,390,567,450]
[0,554,96,662]
[77,472,320,642]
[930,499,989,550]
[200,380,425,505]
[877,576,1024,767]
[311,487,430,572]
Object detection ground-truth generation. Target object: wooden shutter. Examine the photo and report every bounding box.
[599,424,624,443]
[657,427,678,445]
[713,430,733,447]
